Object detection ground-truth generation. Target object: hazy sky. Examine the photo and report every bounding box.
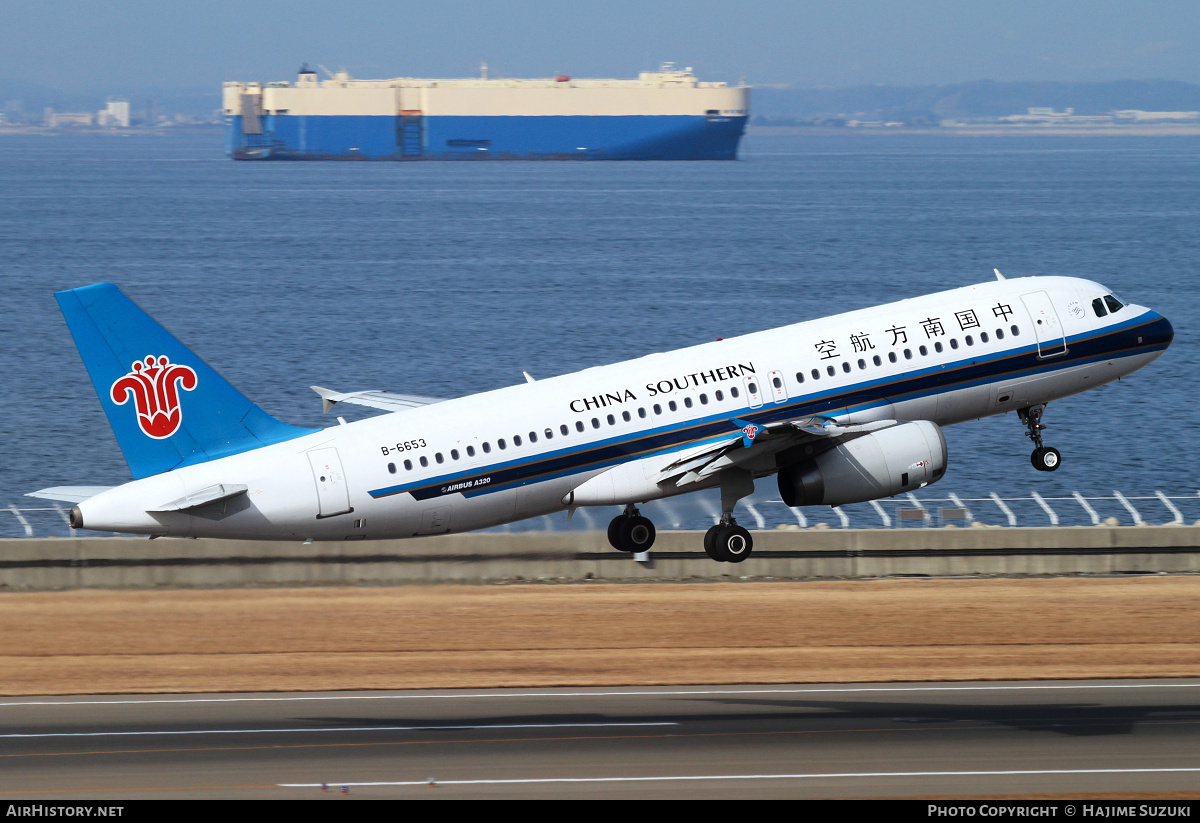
[3,0,1199,93]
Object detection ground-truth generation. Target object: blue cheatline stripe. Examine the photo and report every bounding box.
[368,313,1170,503]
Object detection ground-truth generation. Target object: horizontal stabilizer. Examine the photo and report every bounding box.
[149,484,248,513]
[26,486,115,504]
[311,386,446,414]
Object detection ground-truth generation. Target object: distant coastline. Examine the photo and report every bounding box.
[748,124,1200,137]
[2,123,1196,139]
[0,124,221,136]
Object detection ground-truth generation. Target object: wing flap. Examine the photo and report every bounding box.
[654,417,902,486]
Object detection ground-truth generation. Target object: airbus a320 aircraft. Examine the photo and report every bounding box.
[31,273,1171,563]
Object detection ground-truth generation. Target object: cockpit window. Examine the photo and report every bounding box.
[1104,294,1124,313]
[1092,297,1108,317]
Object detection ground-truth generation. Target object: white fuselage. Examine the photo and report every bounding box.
[75,276,1171,539]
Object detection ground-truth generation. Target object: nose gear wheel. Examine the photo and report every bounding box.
[1019,404,1062,472]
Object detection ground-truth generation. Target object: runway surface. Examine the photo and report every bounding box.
[3,680,1200,799]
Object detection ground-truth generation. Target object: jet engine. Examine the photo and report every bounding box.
[777,420,947,507]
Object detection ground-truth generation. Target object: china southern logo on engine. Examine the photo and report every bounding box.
[569,362,756,413]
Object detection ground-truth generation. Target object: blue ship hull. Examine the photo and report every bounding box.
[225,114,746,160]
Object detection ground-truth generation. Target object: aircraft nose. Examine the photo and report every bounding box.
[1148,312,1174,349]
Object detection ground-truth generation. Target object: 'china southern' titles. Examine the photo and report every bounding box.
[569,362,756,412]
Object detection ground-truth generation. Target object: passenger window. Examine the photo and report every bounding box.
[653,404,662,414]
[1092,297,1107,317]
[996,328,1004,340]
[498,438,507,449]
[683,397,693,408]
[980,332,989,343]
[748,381,758,394]
[699,394,708,405]
[668,401,678,412]
[965,335,974,346]
[904,349,913,360]
[857,359,865,369]
[888,352,897,363]
[404,459,413,470]
[576,421,585,432]
[919,345,927,356]
[482,442,491,453]
[606,414,615,425]
[419,456,429,467]
[795,371,805,383]
[811,368,820,380]
[841,361,851,373]
[872,355,881,366]
[1011,325,1020,336]
[730,387,740,398]
[466,446,475,458]
[591,418,600,429]
[451,449,460,460]
[545,428,554,439]
[826,365,835,376]
[1104,294,1123,313]
[638,407,647,418]
[435,452,444,464]
[934,342,943,353]
[388,462,396,474]
[623,410,632,420]
[772,376,782,389]
[950,338,959,349]
[527,432,536,443]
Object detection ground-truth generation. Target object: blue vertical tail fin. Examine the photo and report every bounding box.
[56,283,315,479]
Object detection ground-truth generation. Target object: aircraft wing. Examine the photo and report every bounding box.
[654,416,900,488]
[310,386,448,414]
[26,486,115,504]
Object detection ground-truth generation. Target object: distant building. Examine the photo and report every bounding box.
[97,98,130,128]
[1112,110,1200,122]
[45,109,94,128]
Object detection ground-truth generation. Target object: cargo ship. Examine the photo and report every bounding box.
[223,64,748,161]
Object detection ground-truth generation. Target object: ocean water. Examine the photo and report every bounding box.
[1,131,1197,533]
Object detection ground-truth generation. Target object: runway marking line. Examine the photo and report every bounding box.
[2,681,1198,708]
[0,721,677,740]
[5,718,1199,762]
[279,766,1200,788]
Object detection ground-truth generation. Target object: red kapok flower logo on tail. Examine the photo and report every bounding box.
[110,355,198,439]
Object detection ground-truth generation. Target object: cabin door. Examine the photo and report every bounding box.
[307,448,353,519]
[1020,291,1067,358]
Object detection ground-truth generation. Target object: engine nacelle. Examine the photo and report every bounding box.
[777,420,947,507]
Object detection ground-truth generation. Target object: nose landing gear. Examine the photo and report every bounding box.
[1020,404,1062,472]
[607,504,656,553]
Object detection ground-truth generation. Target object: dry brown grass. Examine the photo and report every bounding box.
[2,576,1198,695]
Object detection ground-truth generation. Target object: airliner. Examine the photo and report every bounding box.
[30,273,1172,562]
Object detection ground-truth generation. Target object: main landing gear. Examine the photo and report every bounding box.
[607,504,656,553]
[606,471,757,563]
[704,467,755,563]
[1019,403,1062,472]
[703,518,753,563]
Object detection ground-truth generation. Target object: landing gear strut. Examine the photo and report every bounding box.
[703,469,755,563]
[1019,403,1061,472]
[607,504,656,553]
